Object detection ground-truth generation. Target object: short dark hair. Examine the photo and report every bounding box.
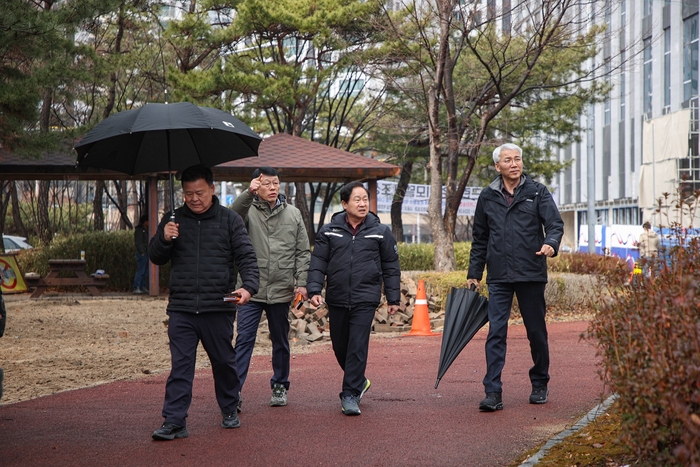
[181,165,213,185]
[139,214,148,225]
[643,221,651,229]
[340,181,369,203]
[251,166,279,179]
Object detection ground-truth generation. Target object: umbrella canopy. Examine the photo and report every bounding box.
[435,286,489,389]
[74,102,261,175]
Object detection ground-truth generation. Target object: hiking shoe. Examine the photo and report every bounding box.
[221,412,241,429]
[237,391,242,413]
[133,288,144,295]
[152,422,188,440]
[341,395,361,416]
[529,386,549,404]
[359,378,371,401]
[479,392,503,412]
[270,384,288,407]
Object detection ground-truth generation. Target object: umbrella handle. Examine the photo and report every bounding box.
[170,212,177,240]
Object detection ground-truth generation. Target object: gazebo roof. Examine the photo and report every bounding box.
[0,133,400,182]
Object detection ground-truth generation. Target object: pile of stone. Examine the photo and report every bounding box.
[255,274,443,344]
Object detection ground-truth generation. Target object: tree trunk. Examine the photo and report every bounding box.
[37,181,52,243]
[0,181,10,237]
[391,159,413,242]
[294,182,314,245]
[10,182,28,238]
[93,180,105,231]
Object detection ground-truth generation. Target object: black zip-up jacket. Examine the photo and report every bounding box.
[307,211,401,307]
[467,174,564,284]
[148,196,259,313]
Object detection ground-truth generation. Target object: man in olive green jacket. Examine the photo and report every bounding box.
[232,167,310,409]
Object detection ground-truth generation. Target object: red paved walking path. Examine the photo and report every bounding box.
[0,321,606,467]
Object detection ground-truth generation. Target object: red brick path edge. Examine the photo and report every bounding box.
[0,321,607,467]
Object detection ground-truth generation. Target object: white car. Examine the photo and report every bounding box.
[2,235,33,254]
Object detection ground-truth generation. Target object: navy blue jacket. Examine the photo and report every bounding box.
[149,196,259,313]
[307,211,401,307]
[467,174,564,284]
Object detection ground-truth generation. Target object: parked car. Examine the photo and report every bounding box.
[2,235,33,254]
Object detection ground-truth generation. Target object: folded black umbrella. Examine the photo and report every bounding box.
[435,285,489,389]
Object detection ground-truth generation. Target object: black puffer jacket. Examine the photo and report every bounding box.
[148,197,259,313]
[307,211,401,307]
[467,174,564,284]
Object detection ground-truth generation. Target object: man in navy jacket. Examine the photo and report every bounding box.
[467,143,564,412]
[307,182,401,416]
[148,165,259,440]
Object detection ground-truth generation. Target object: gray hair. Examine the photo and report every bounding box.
[493,143,523,164]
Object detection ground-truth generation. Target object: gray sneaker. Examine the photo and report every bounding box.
[270,383,287,407]
[341,395,361,416]
[221,412,241,429]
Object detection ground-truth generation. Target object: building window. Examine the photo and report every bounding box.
[644,38,653,114]
[604,60,611,126]
[613,207,640,225]
[684,14,699,102]
[664,29,671,110]
[644,0,653,17]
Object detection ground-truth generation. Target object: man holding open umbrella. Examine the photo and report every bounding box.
[148,165,259,440]
[467,143,564,412]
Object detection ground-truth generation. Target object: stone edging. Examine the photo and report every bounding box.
[519,393,619,466]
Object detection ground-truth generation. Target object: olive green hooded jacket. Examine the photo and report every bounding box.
[232,189,310,304]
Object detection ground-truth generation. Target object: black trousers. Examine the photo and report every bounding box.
[328,303,376,398]
[483,282,549,394]
[162,311,240,426]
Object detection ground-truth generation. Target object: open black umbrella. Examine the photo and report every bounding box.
[435,285,489,389]
[74,102,261,224]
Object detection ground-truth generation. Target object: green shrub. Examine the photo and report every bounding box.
[398,242,472,271]
[589,233,700,466]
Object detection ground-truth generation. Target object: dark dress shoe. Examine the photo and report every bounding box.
[152,422,188,440]
[529,386,549,404]
[479,392,504,412]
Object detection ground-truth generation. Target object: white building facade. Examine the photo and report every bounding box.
[554,0,700,251]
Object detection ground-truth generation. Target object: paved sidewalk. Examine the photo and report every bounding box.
[0,321,606,467]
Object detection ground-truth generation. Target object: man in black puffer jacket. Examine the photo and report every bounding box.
[148,165,259,440]
[467,143,564,413]
[308,181,401,416]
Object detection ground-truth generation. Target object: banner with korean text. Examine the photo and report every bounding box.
[375,181,481,216]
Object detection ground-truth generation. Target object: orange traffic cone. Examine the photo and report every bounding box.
[408,280,439,336]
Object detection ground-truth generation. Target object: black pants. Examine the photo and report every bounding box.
[162,311,240,426]
[483,282,549,394]
[328,303,376,398]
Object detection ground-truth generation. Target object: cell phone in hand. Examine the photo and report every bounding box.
[224,293,240,302]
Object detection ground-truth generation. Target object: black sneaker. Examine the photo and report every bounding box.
[221,412,241,429]
[479,392,503,412]
[270,383,288,407]
[152,422,188,440]
[529,386,548,404]
[341,395,361,416]
[237,391,242,413]
[359,378,371,401]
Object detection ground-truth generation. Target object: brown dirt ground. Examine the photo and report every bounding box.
[0,294,594,406]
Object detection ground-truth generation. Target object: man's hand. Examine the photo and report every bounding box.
[231,288,252,305]
[310,294,323,307]
[164,221,179,242]
[467,278,480,290]
[295,286,308,301]
[388,304,399,315]
[536,244,555,257]
[248,175,262,195]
